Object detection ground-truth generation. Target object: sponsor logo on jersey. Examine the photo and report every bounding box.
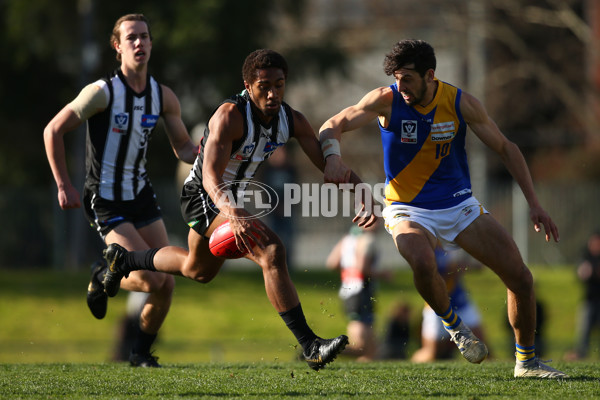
[240,143,255,157]
[264,141,284,154]
[430,121,455,142]
[112,113,129,134]
[461,206,473,217]
[401,120,418,143]
[453,188,472,198]
[141,114,159,128]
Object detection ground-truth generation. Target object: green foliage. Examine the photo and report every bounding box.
[0,0,351,187]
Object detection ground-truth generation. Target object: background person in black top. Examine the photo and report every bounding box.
[568,230,600,360]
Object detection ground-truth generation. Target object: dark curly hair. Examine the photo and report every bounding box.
[383,40,436,77]
[242,49,288,84]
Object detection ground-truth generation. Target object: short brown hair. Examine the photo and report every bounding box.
[110,14,152,61]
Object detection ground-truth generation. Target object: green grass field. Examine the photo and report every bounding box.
[1,361,598,399]
[0,265,598,399]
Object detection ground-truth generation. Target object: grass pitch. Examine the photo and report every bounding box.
[0,361,596,399]
[0,266,598,398]
[0,265,593,363]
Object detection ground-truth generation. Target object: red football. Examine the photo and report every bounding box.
[209,221,248,259]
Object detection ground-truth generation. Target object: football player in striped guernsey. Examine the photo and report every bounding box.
[101,49,379,371]
[44,14,198,367]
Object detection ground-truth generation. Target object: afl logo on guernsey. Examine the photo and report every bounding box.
[112,113,129,134]
[141,114,159,128]
[401,120,418,143]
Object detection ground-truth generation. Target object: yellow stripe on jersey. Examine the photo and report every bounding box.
[385,132,441,204]
[384,81,461,205]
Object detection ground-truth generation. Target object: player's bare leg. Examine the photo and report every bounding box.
[393,221,487,364]
[101,221,174,367]
[456,214,567,378]
[246,227,348,370]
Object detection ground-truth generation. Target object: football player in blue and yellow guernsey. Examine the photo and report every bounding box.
[319,39,567,379]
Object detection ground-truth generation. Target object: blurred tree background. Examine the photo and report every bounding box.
[0,0,347,267]
[1,0,347,187]
[1,0,599,268]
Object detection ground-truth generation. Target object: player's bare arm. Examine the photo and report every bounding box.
[291,109,326,172]
[317,88,390,227]
[202,104,268,253]
[292,107,377,227]
[161,85,198,164]
[44,107,84,210]
[44,83,109,210]
[319,87,393,185]
[461,91,559,242]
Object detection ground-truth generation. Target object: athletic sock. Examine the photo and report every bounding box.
[124,248,159,272]
[515,343,536,363]
[132,325,157,356]
[279,304,318,352]
[437,304,462,331]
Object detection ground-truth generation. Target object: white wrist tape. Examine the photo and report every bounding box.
[321,138,341,159]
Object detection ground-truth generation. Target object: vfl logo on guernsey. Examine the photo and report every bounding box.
[430,121,455,142]
[141,114,159,128]
[401,120,418,143]
[112,113,129,134]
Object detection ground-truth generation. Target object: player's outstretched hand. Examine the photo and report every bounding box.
[352,189,379,229]
[227,213,268,256]
[323,155,351,185]
[529,205,559,242]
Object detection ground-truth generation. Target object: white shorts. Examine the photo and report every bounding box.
[382,197,488,248]
[421,303,482,341]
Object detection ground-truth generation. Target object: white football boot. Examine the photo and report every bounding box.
[514,358,569,379]
[446,321,488,364]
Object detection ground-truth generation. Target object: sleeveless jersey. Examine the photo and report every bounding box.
[85,69,163,201]
[184,90,294,196]
[379,79,471,210]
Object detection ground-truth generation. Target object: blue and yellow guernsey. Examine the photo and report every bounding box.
[379,79,472,210]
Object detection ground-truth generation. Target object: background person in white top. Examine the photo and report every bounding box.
[327,220,391,361]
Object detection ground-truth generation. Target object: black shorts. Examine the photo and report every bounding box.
[180,182,220,238]
[83,184,162,238]
[342,286,375,325]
